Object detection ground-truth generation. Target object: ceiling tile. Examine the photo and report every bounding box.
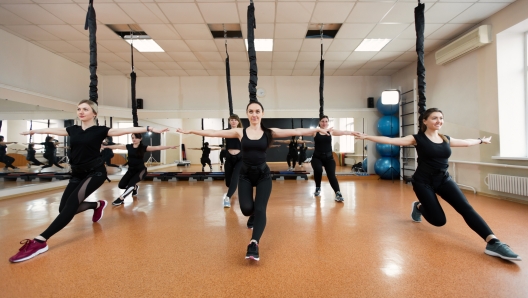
[374,69,399,76]
[97,40,131,52]
[272,61,295,70]
[427,23,475,40]
[69,25,122,40]
[107,61,133,71]
[142,52,175,62]
[425,3,474,23]
[294,61,318,70]
[381,3,419,24]
[158,3,204,24]
[229,69,249,76]
[346,2,395,23]
[301,39,331,52]
[2,4,65,25]
[96,62,116,71]
[3,25,60,40]
[142,69,169,77]
[313,67,335,76]
[207,69,225,76]
[90,3,134,24]
[323,52,350,60]
[216,39,246,52]
[382,38,415,52]
[311,2,355,23]
[200,61,225,70]
[450,3,510,24]
[0,7,30,25]
[347,51,377,61]
[335,24,376,39]
[118,3,164,24]
[166,70,189,76]
[134,61,160,70]
[354,69,378,76]
[117,51,149,63]
[297,51,321,61]
[273,52,299,62]
[259,69,272,76]
[257,52,273,62]
[186,70,209,76]
[384,61,412,70]
[178,62,204,70]
[156,40,191,52]
[139,24,181,40]
[259,61,272,69]
[398,23,443,39]
[276,2,315,23]
[34,40,84,53]
[292,69,314,76]
[323,61,345,69]
[195,52,223,62]
[229,61,249,70]
[98,53,125,63]
[39,25,87,40]
[173,24,212,40]
[272,69,293,76]
[393,51,416,62]
[327,39,362,52]
[185,40,218,52]
[367,24,410,39]
[198,3,239,23]
[333,69,358,76]
[273,39,303,52]
[221,51,247,62]
[371,51,403,62]
[237,2,275,23]
[99,70,125,76]
[274,23,308,39]
[66,41,109,53]
[340,60,365,69]
[241,23,274,39]
[60,52,90,63]
[362,61,390,69]
[143,3,170,23]
[167,52,198,62]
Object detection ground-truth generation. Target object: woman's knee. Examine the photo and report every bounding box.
[427,215,447,227]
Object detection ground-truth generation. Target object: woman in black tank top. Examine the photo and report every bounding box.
[9,100,170,263]
[222,114,244,208]
[187,142,221,172]
[311,115,357,202]
[356,108,520,261]
[177,101,331,261]
[0,135,18,170]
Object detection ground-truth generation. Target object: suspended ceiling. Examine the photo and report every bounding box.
[0,0,515,77]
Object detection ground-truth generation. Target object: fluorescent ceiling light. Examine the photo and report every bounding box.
[355,39,391,52]
[244,39,273,51]
[125,39,164,53]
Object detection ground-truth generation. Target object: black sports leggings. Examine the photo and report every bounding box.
[118,166,147,198]
[200,157,211,168]
[1,155,16,169]
[224,153,242,198]
[298,154,306,166]
[40,165,107,239]
[287,153,298,168]
[27,157,45,166]
[311,153,340,192]
[238,163,272,243]
[104,156,120,168]
[412,169,493,240]
[42,153,63,169]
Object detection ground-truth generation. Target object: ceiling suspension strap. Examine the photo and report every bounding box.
[84,0,98,105]
[247,1,258,103]
[225,24,234,116]
[129,28,139,127]
[415,1,426,123]
[319,24,325,118]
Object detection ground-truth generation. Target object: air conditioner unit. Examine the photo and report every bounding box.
[435,25,492,65]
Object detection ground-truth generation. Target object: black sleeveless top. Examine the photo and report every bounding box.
[314,133,332,153]
[201,147,211,159]
[288,139,298,155]
[413,132,451,170]
[0,144,6,158]
[127,144,148,168]
[241,128,267,165]
[66,125,110,166]
[225,129,242,150]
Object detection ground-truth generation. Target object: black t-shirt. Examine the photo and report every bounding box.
[127,144,148,168]
[241,128,267,165]
[314,133,332,153]
[66,125,110,166]
[413,132,451,170]
[0,144,6,158]
[201,147,211,159]
[41,141,56,157]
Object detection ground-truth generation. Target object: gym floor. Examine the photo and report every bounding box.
[0,166,527,297]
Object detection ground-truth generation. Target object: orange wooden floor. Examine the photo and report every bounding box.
[1,172,527,297]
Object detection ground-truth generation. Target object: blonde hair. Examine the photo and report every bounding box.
[77,99,98,119]
[421,108,449,143]
[229,114,243,128]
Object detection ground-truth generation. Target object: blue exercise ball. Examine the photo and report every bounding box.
[376,143,400,157]
[374,157,400,180]
[377,116,399,137]
[376,97,398,116]
[362,158,367,172]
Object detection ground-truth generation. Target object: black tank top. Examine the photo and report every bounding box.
[127,144,148,168]
[201,147,211,158]
[0,144,6,158]
[241,128,267,165]
[225,129,241,150]
[299,146,307,157]
[314,133,332,153]
[413,132,451,170]
[288,140,298,155]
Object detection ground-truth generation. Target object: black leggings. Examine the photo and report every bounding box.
[287,153,298,168]
[200,157,211,168]
[238,163,272,242]
[40,165,107,240]
[412,169,493,240]
[1,155,16,169]
[311,153,340,192]
[118,167,147,198]
[224,153,242,198]
[27,157,45,166]
[104,156,120,168]
[298,154,306,166]
[42,154,63,169]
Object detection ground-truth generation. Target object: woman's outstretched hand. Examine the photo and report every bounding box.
[176,128,190,134]
[355,132,368,140]
[152,128,170,134]
[20,131,33,136]
[480,136,492,144]
[168,145,180,149]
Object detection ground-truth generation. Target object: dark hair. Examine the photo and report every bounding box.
[246,101,274,147]
[319,115,329,121]
[204,142,209,147]
[420,108,449,143]
[132,133,146,158]
[28,144,34,150]
[0,135,4,142]
[45,136,53,142]
[229,114,243,128]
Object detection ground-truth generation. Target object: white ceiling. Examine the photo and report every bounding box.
[0,0,515,77]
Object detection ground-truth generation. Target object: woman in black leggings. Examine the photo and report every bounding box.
[356,108,520,261]
[25,143,45,167]
[177,101,331,261]
[9,99,169,263]
[101,137,121,170]
[40,136,64,170]
[222,114,243,208]
[298,142,314,168]
[274,137,312,171]
[0,136,18,170]
[103,133,178,206]
[311,115,356,202]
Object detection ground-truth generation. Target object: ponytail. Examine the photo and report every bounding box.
[260,123,274,148]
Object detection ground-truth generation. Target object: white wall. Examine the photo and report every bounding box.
[391,0,528,201]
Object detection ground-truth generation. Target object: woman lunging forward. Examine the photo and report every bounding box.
[222,114,243,208]
[177,101,331,261]
[355,108,520,261]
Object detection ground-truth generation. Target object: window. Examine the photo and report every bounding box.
[339,118,355,153]
[114,122,133,145]
[27,120,58,145]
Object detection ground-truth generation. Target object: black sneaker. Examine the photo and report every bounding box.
[247,215,255,229]
[485,241,522,261]
[112,198,124,206]
[411,201,422,222]
[132,185,139,196]
[201,167,204,172]
[245,241,259,261]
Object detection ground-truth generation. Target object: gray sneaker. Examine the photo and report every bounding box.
[485,241,521,261]
[335,191,344,202]
[223,193,231,208]
[411,201,422,222]
[314,187,321,196]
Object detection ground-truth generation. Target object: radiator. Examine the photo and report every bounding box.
[485,174,528,196]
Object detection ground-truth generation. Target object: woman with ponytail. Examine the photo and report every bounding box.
[355,108,520,261]
[177,101,331,261]
[102,133,178,206]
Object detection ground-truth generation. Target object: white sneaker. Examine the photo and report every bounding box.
[223,193,231,208]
